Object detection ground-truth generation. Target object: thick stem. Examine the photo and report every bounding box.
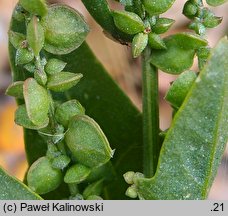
[142,47,160,178]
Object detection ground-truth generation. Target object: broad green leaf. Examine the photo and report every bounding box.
[143,0,176,16]
[9,8,143,200]
[27,16,45,56]
[206,0,228,6]
[150,33,208,74]
[23,78,49,125]
[0,166,42,200]
[41,4,89,55]
[136,38,228,200]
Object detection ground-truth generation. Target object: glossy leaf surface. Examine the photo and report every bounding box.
[136,38,228,200]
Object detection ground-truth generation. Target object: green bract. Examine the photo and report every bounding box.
[83,179,103,199]
[34,70,47,86]
[132,33,148,58]
[183,1,198,19]
[55,100,85,128]
[6,81,24,98]
[27,16,44,56]
[19,0,48,17]
[148,33,166,50]
[45,58,67,75]
[23,78,49,125]
[136,38,228,199]
[112,10,145,35]
[9,31,25,49]
[52,155,71,170]
[201,9,222,28]
[47,72,83,92]
[165,71,197,109]
[65,115,113,168]
[206,0,228,6]
[150,33,208,74]
[151,18,175,34]
[15,48,34,65]
[143,0,176,16]
[41,4,89,54]
[15,105,49,130]
[64,164,91,184]
[27,157,62,194]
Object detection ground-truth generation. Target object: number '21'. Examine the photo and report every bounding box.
[212,203,224,212]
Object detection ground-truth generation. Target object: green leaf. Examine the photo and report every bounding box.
[81,0,132,43]
[143,0,176,16]
[15,105,49,130]
[112,10,145,35]
[150,33,208,74]
[23,78,49,125]
[55,100,85,128]
[41,4,89,55]
[8,31,25,49]
[64,164,91,184]
[16,48,34,65]
[6,81,24,98]
[0,166,42,200]
[19,0,48,17]
[165,71,197,109]
[136,37,228,199]
[27,16,45,56]
[148,33,166,50]
[45,58,67,75]
[9,10,143,199]
[206,0,228,6]
[132,33,148,58]
[152,18,175,34]
[47,72,83,92]
[65,115,114,168]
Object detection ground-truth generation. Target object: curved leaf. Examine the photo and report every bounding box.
[136,38,228,200]
[0,167,42,200]
[206,0,228,6]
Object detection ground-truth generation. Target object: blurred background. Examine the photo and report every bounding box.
[0,0,227,199]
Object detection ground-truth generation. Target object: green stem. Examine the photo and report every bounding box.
[142,47,160,178]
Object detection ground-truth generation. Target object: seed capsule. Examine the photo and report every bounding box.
[23,78,49,125]
[152,18,175,34]
[27,16,45,56]
[41,4,89,54]
[15,105,49,130]
[15,48,34,65]
[132,33,148,58]
[19,0,48,17]
[64,164,91,184]
[125,185,138,199]
[45,58,67,75]
[55,100,85,128]
[6,81,24,98]
[148,33,166,50]
[165,70,197,109]
[112,10,145,35]
[47,72,83,92]
[27,156,62,194]
[65,115,113,168]
[9,31,25,49]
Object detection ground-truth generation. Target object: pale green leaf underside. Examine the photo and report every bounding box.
[137,37,228,200]
[0,167,42,200]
